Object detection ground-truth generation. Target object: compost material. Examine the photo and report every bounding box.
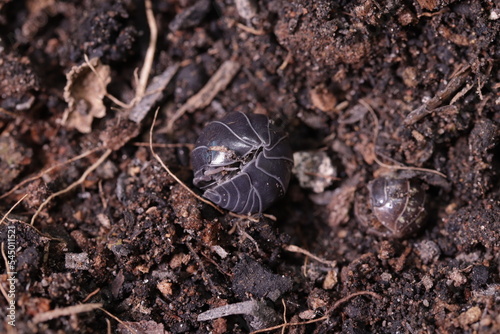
[0,0,498,333]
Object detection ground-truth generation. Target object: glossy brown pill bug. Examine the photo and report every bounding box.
[355,176,428,238]
[191,112,294,214]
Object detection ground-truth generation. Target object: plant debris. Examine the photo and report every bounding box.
[63,57,111,133]
[198,300,280,331]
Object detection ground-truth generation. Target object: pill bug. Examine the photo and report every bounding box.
[367,176,427,238]
[191,112,294,214]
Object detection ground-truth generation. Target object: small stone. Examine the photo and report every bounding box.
[157,280,173,297]
[211,245,229,259]
[415,240,441,264]
[421,274,433,291]
[170,253,190,269]
[380,272,392,282]
[96,213,111,228]
[298,309,317,320]
[489,9,499,20]
[322,270,338,290]
[398,8,416,26]
[402,67,418,87]
[471,265,490,289]
[65,253,90,270]
[458,306,482,327]
[447,268,467,287]
[235,0,258,22]
[293,151,336,193]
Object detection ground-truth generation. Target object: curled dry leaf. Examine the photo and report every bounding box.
[63,57,110,133]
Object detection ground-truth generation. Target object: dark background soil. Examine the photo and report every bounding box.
[0,0,499,333]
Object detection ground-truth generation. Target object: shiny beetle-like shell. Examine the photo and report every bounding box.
[368,177,427,238]
[191,112,294,214]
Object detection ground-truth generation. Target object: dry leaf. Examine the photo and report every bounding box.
[63,58,110,133]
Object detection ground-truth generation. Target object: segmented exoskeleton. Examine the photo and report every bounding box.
[191,112,293,214]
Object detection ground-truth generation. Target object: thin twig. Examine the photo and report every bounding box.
[135,0,158,103]
[98,180,107,209]
[187,242,223,295]
[0,194,27,225]
[98,307,138,333]
[106,318,112,334]
[278,52,293,71]
[250,291,382,334]
[32,303,103,324]
[235,22,266,35]
[450,82,474,105]
[263,213,277,221]
[166,60,241,132]
[149,108,224,213]
[83,0,157,110]
[284,244,337,267]
[0,107,17,118]
[229,212,260,222]
[82,288,101,303]
[330,291,382,311]
[236,222,262,255]
[359,99,447,179]
[250,315,329,334]
[133,142,195,149]
[30,149,112,225]
[1,148,102,199]
[0,243,12,302]
[281,299,288,334]
[418,9,448,17]
[200,251,232,277]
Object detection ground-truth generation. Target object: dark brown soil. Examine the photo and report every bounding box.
[1,0,499,333]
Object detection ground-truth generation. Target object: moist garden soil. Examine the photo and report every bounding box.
[0,0,499,333]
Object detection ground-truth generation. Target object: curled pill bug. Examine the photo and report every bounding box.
[367,176,427,238]
[191,112,294,214]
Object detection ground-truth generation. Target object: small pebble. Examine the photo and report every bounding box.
[421,274,434,291]
[415,240,441,264]
[293,151,336,193]
[447,268,467,287]
[65,253,90,270]
[322,270,338,289]
[458,306,482,327]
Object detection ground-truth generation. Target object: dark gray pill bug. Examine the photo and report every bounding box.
[191,112,294,214]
